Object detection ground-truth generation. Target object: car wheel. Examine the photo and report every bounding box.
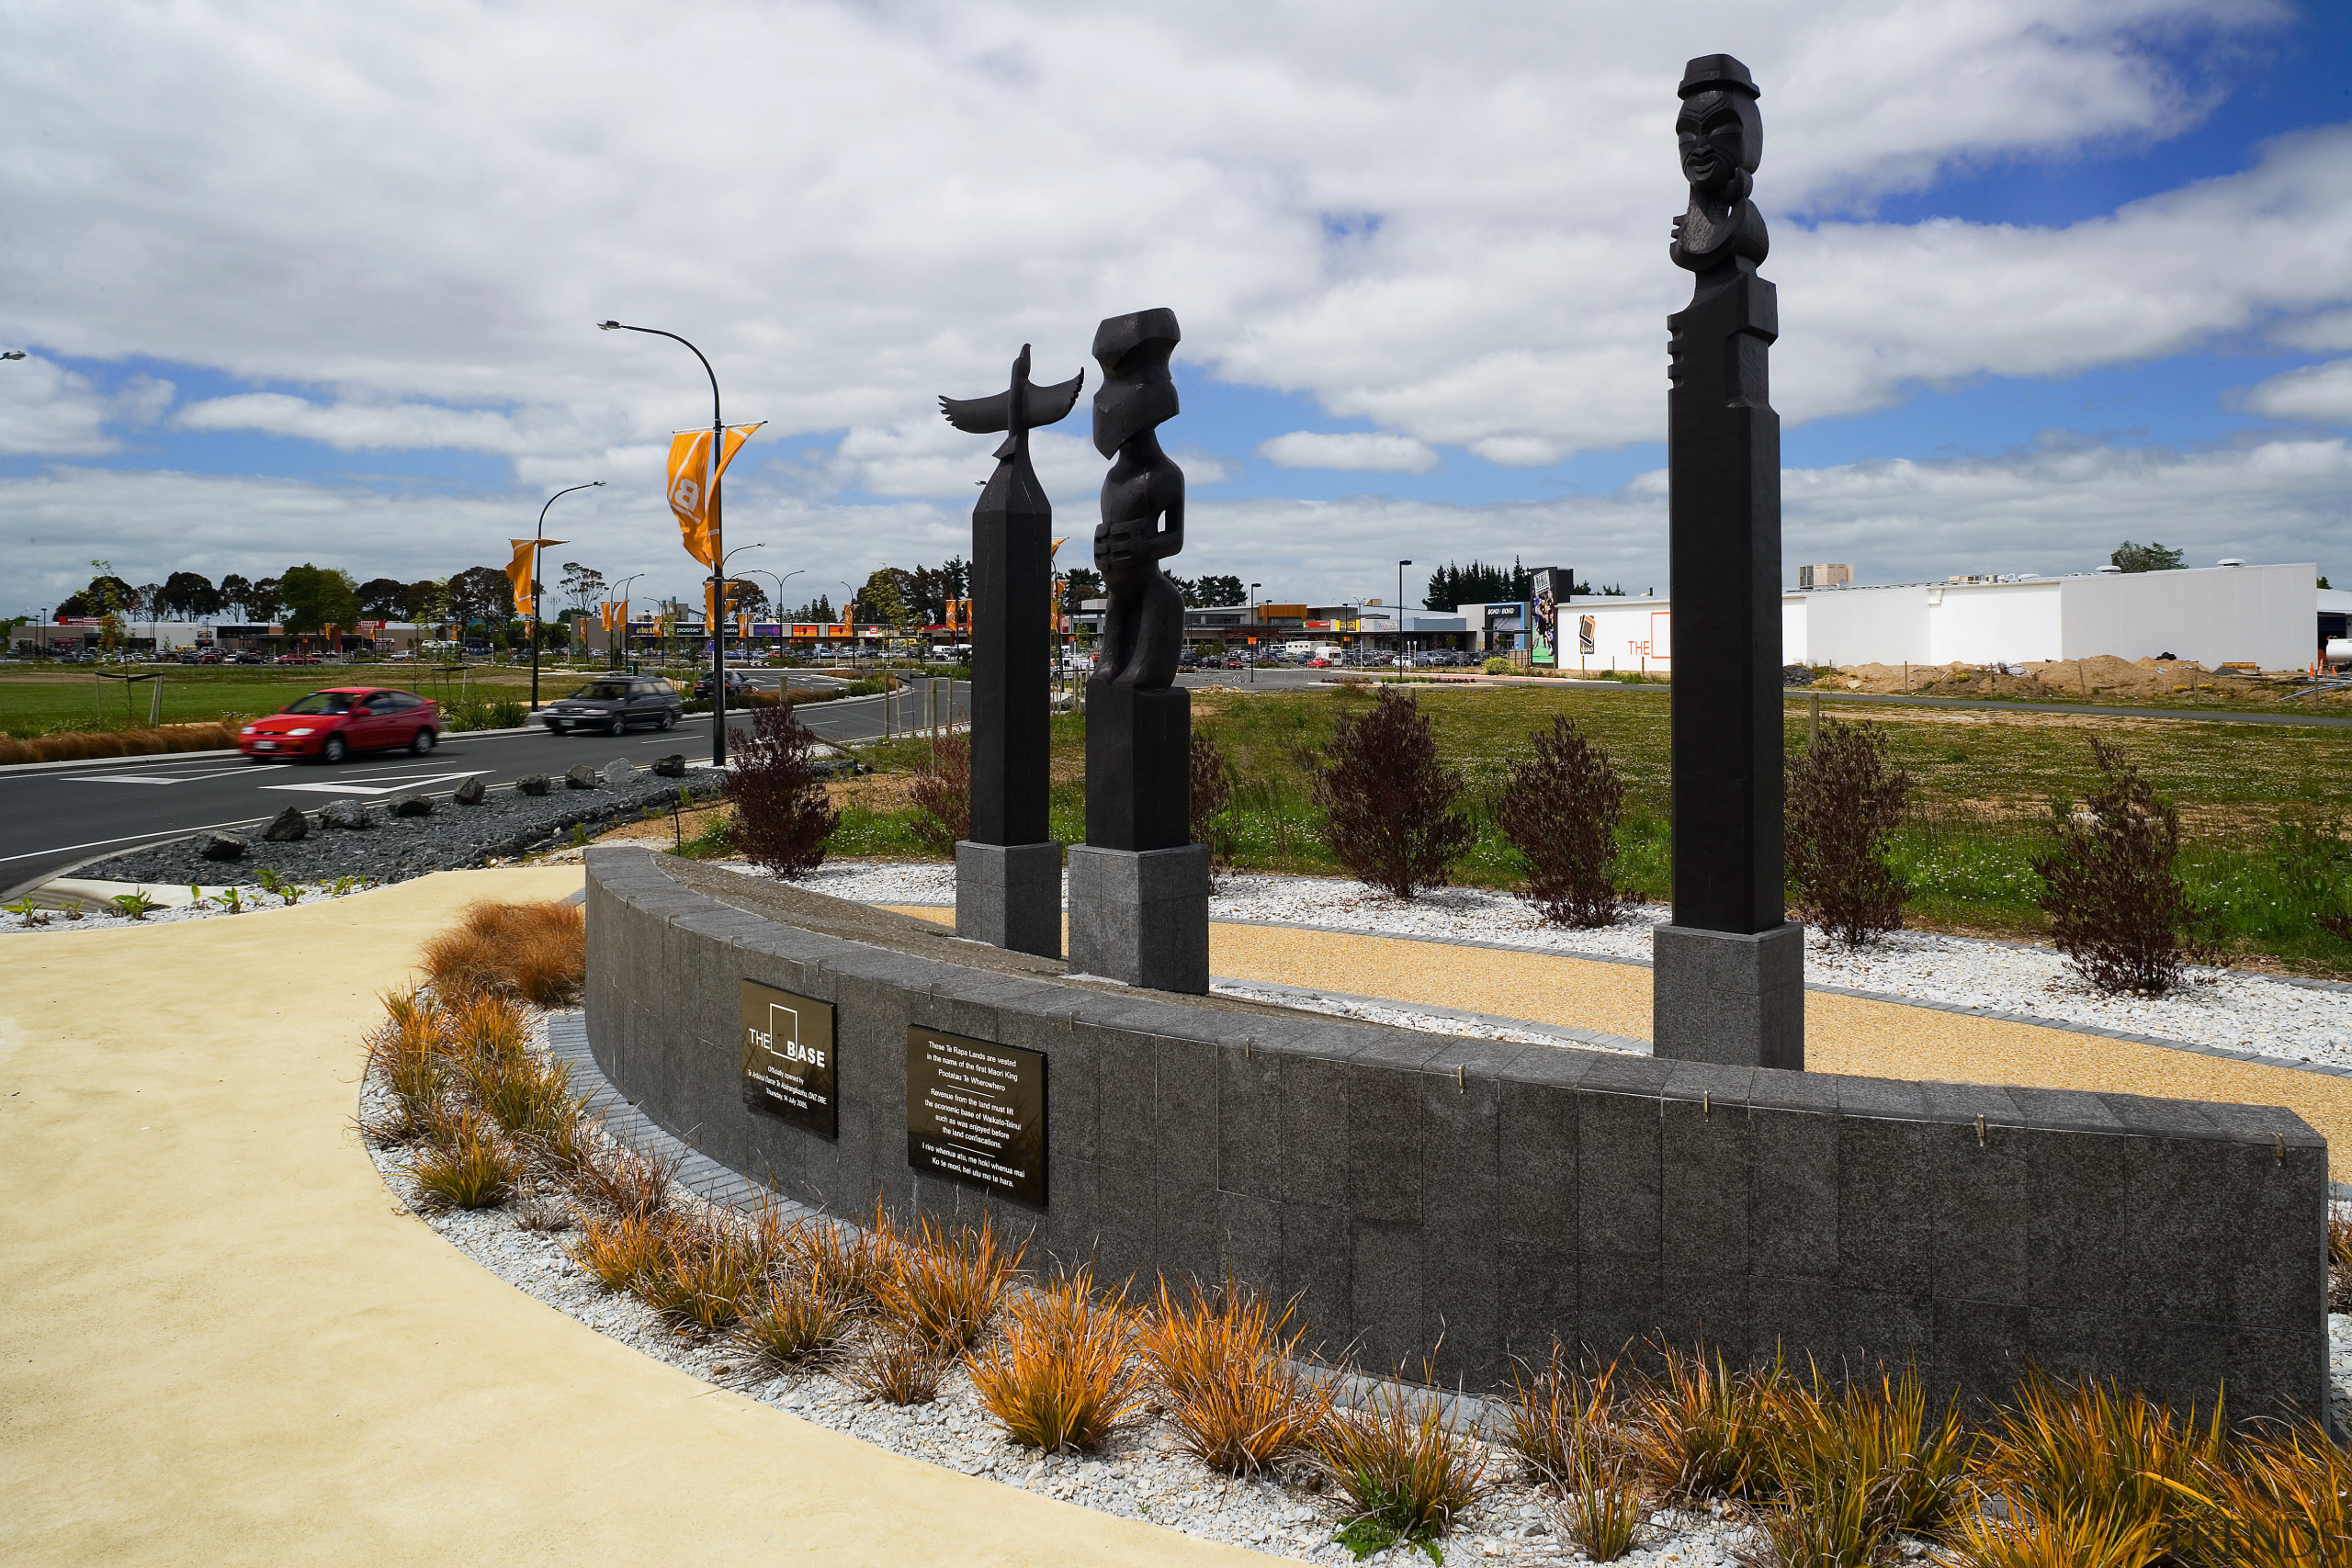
[321,735,348,765]
[548,721,568,735]
[657,711,674,731]
[411,727,435,756]
[609,716,626,736]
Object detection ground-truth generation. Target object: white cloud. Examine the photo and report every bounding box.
[0,0,2312,471]
[2237,359,2352,425]
[175,393,539,453]
[0,360,173,455]
[1257,431,1439,473]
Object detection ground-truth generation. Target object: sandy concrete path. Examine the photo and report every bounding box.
[882,908,2352,1156]
[0,870,1268,1568]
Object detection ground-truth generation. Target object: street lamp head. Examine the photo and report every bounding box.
[0,351,25,361]
[596,321,621,331]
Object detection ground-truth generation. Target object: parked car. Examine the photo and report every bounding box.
[542,676,684,735]
[239,687,439,763]
[689,669,757,703]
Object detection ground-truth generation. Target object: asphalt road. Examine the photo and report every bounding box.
[0,679,964,899]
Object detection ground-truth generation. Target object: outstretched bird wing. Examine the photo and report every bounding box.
[938,390,1011,434]
[1022,371,1085,430]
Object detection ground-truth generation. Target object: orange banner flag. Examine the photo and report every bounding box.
[504,538,565,617]
[666,423,764,567]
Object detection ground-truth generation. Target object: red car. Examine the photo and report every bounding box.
[239,687,440,763]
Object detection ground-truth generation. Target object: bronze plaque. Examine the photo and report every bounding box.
[904,1027,1046,1206]
[740,980,837,1138]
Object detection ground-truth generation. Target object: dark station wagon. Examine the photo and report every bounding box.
[540,677,684,736]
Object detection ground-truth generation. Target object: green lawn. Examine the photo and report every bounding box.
[0,663,620,737]
[813,682,2352,976]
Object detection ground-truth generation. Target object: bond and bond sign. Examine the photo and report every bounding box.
[740,980,837,1137]
[903,1027,1046,1205]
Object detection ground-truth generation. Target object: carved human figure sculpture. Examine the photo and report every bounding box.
[1655,53,1804,1070]
[1084,309,1190,852]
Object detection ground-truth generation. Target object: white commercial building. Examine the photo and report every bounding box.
[1554,562,2323,674]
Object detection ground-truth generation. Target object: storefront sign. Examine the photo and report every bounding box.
[904,1027,1046,1205]
[740,980,837,1137]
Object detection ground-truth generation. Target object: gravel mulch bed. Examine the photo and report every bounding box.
[74,770,725,891]
[753,862,2352,1072]
[357,1022,1772,1567]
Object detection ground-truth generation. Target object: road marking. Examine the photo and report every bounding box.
[0,816,277,865]
[263,770,491,796]
[71,775,190,785]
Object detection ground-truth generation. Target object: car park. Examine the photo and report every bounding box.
[238,687,439,763]
[541,676,684,735]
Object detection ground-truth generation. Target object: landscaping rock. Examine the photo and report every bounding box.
[453,776,487,806]
[516,773,551,796]
[565,763,599,790]
[262,806,311,842]
[651,754,688,778]
[199,832,247,862]
[602,759,638,788]
[318,798,369,829]
[390,791,433,818]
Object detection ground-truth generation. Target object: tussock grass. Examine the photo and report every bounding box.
[969,1268,1149,1453]
[1931,1504,2165,1568]
[0,721,239,765]
[870,1210,1024,1353]
[639,1211,772,1331]
[787,1205,902,1306]
[735,1269,860,1371]
[843,1326,950,1405]
[568,1137,683,1220]
[1135,1277,1335,1475]
[419,899,585,1006]
[1629,1343,1782,1504]
[466,1049,582,1137]
[403,1109,515,1209]
[1505,1341,1641,1561]
[1314,1362,1489,1558]
[1975,1369,2228,1548]
[568,1210,670,1292]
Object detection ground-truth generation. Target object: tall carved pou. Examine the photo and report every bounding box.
[1083,308,1189,852]
[1653,53,1804,1070]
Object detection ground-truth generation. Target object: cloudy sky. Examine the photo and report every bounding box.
[5,0,2350,615]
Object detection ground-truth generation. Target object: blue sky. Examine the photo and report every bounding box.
[5,1,2351,613]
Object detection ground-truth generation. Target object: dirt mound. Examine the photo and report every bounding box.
[1827,656,2272,700]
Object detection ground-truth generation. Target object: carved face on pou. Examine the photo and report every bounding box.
[1677,88,1760,202]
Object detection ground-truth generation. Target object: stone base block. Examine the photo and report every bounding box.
[1068,842,1209,994]
[955,840,1064,959]
[1653,922,1804,1070]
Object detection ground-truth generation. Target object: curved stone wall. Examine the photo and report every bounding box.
[583,845,2329,1416]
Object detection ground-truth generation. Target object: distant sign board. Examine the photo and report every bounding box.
[904,1027,1046,1205]
[740,980,838,1137]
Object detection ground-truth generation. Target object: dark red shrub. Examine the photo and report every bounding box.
[1498,716,1624,927]
[724,701,840,879]
[1785,719,1911,946]
[909,733,971,855]
[2033,738,2219,994]
[1190,732,1235,872]
[1308,685,1475,899]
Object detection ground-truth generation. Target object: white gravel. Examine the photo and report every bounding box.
[753,861,2352,1073]
[0,877,392,934]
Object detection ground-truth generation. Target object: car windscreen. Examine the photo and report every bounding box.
[575,682,630,700]
[280,693,356,715]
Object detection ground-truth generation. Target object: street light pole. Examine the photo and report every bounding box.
[1397,559,1412,671]
[608,573,645,670]
[748,568,801,660]
[599,320,730,766]
[1247,581,1261,685]
[716,542,763,706]
[529,480,603,709]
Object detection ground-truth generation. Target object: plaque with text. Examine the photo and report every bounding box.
[904,1027,1046,1206]
[740,980,837,1138]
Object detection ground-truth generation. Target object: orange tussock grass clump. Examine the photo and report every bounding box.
[1973,1369,2229,1546]
[467,1050,583,1138]
[568,1137,682,1220]
[1931,1504,2165,1568]
[1757,1362,1975,1568]
[0,722,238,767]
[1627,1342,1784,1504]
[569,1210,671,1292]
[419,899,585,1007]
[969,1268,1150,1454]
[638,1211,772,1331]
[1313,1362,1491,1549]
[735,1260,861,1371]
[788,1203,902,1308]
[403,1108,515,1210]
[870,1209,1025,1353]
[843,1325,951,1405]
[1505,1341,1641,1561]
[1135,1276,1336,1475]
[363,986,456,1136]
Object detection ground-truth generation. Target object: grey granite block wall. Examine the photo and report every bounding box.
[582,846,2330,1419]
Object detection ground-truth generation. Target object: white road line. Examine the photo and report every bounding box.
[71,775,190,785]
[263,770,491,796]
[0,817,276,865]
